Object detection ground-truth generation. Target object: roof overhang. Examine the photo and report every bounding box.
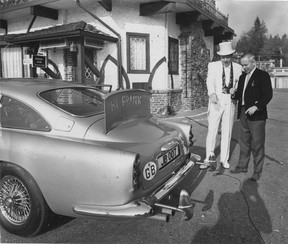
[139,0,234,37]
[0,21,118,46]
[0,0,234,38]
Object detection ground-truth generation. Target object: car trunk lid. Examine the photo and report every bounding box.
[84,117,187,190]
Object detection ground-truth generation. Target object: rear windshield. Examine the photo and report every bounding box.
[40,88,104,116]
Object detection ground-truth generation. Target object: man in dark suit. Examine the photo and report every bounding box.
[230,54,273,181]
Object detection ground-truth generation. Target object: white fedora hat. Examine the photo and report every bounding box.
[217,41,235,56]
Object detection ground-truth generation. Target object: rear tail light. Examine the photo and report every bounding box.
[189,125,194,147]
[133,154,142,190]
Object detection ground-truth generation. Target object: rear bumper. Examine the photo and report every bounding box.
[73,154,198,219]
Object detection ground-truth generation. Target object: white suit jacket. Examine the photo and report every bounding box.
[206,61,242,103]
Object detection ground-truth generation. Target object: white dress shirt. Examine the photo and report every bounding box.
[242,67,256,105]
[224,65,231,86]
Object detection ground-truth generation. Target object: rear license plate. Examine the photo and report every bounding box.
[158,145,180,169]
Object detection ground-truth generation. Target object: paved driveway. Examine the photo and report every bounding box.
[1,89,287,243]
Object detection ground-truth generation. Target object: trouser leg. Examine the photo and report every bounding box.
[206,103,223,159]
[249,120,266,174]
[238,107,252,169]
[220,103,235,163]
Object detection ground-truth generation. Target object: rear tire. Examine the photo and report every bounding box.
[0,162,53,237]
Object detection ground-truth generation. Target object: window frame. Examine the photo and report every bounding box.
[39,87,105,117]
[127,32,150,74]
[168,37,179,75]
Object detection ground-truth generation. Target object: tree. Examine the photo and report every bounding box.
[236,17,268,58]
[281,34,288,66]
[235,34,250,54]
[260,34,288,66]
[236,17,288,67]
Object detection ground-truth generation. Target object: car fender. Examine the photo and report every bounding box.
[158,120,191,147]
[0,129,137,217]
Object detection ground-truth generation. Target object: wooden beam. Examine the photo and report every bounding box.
[76,40,85,84]
[30,5,58,20]
[0,19,7,34]
[204,27,225,37]
[98,0,112,12]
[42,67,61,79]
[202,20,214,31]
[222,32,234,41]
[176,11,201,25]
[84,55,101,78]
[140,1,175,16]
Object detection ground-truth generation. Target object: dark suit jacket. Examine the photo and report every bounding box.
[234,68,273,120]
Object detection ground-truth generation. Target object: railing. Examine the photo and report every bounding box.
[1,0,229,26]
[189,0,229,26]
[270,77,288,89]
[271,67,288,77]
[0,0,31,8]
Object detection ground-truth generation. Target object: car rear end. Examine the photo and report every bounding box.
[78,89,199,221]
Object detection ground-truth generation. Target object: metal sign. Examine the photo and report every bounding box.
[32,55,47,68]
[23,58,32,65]
[104,90,150,134]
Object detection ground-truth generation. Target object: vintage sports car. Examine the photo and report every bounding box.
[0,78,201,237]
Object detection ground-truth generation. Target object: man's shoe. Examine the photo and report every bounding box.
[208,162,217,172]
[250,172,260,181]
[230,166,248,174]
[221,161,230,169]
[199,160,210,170]
[205,154,216,171]
[208,155,216,163]
[199,164,209,169]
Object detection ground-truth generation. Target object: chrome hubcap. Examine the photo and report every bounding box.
[0,175,31,225]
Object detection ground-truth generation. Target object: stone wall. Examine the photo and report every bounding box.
[64,49,74,81]
[179,22,210,111]
[150,89,182,115]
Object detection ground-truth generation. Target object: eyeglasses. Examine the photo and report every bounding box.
[220,55,232,59]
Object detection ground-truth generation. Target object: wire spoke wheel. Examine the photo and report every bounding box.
[0,175,31,225]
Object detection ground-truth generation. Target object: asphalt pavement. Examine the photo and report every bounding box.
[1,89,287,244]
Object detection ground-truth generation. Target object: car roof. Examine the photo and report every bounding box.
[0,78,86,91]
[0,78,99,98]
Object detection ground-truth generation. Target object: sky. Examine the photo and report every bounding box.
[216,0,288,40]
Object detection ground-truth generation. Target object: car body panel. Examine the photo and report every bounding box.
[0,78,198,220]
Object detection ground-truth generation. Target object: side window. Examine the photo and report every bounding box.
[0,96,50,132]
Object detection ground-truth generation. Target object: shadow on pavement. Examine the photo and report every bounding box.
[191,179,272,244]
[45,215,75,233]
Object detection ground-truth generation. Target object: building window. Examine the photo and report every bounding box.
[168,37,179,75]
[1,47,23,78]
[127,33,150,73]
[84,48,94,80]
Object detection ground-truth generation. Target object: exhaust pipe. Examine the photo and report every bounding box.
[149,213,170,222]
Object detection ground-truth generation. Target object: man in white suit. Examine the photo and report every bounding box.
[200,42,242,170]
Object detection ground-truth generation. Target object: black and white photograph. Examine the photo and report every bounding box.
[0,0,287,243]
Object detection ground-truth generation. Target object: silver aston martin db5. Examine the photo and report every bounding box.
[0,78,201,237]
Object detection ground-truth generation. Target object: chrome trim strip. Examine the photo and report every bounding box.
[153,160,195,201]
[160,139,179,151]
[73,201,152,218]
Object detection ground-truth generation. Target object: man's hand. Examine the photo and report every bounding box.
[245,106,258,116]
[229,88,236,95]
[209,93,218,104]
[230,88,237,99]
